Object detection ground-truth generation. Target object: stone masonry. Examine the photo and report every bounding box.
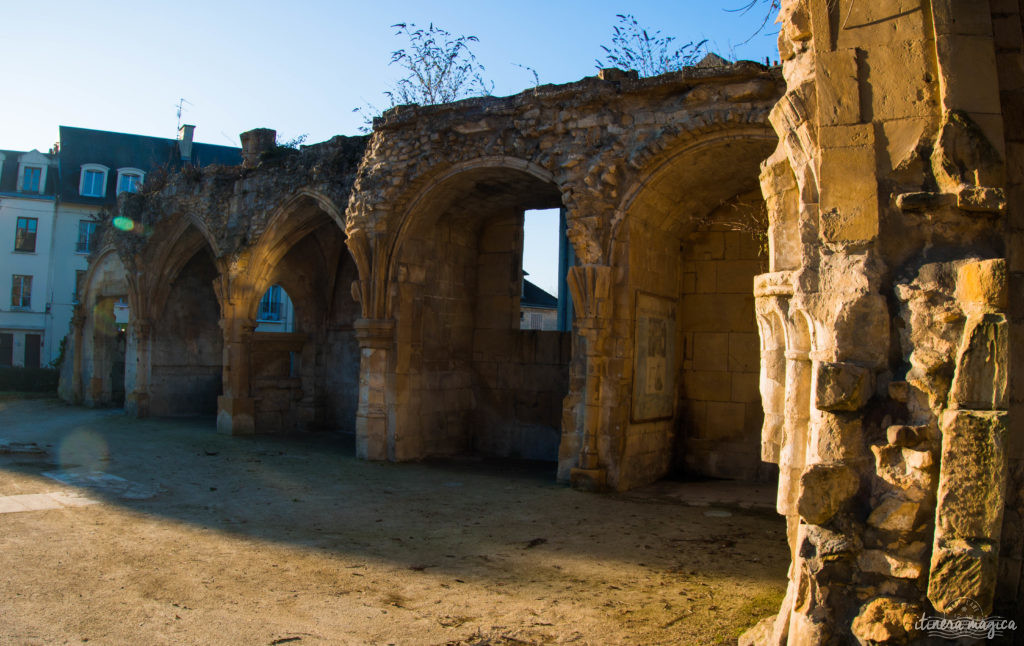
[62,4,1024,640]
[66,61,783,495]
[743,0,1024,643]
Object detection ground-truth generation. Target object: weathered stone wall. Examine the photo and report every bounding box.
[320,258,363,434]
[745,0,1024,642]
[678,204,765,481]
[346,64,782,490]
[472,330,572,460]
[59,6,1024,641]
[66,249,130,408]
[149,250,222,417]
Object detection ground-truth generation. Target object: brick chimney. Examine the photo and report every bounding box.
[178,124,195,161]
[239,128,277,168]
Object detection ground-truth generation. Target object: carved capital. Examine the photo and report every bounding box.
[353,318,395,350]
[567,264,613,329]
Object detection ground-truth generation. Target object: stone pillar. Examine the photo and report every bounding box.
[354,318,394,461]
[217,316,256,435]
[566,264,613,491]
[239,128,277,168]
[777,347,811,517]
[125,317,152,417]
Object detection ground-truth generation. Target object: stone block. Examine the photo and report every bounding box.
[859,549,924,579]
[728,333,759,372]
[935,410,1009,540]
[936,35,1002,116]
[692,332,729,371]
[957,186,1007,213]
[850,597,921,645]
[682,400,707,436]
[956,259,1007,313]
[796,463,860,525]
[871,443,934,501]
[881,116,930,172]
[948,313,1008,410]
[818,128,880,241]
[731,371,761,404]
[680,294,754,333]
[801,524,862,558]
[885,424,922,446]
[815,49,860,126]
[680,272,696,294]
[685,231,725,260]
[814,362,873,411]
[695,261,717,293]
[864,41,934,120]
[704,401,746,439]
[811,413,865,462]
[867,496,920,532]
[684,370,733,401]
[928,539,999,614]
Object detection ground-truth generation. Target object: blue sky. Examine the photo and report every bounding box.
[3,0,780,294]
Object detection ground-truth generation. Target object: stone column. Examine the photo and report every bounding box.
[217,316,256,435]
[125,317,152,417]
[566,264,612,491]
[354,318,394,461]
[777,347,811,518]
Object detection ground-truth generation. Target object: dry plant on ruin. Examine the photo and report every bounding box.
[355,23,495,131]
[386,22,494,106]
[596,14,708,77]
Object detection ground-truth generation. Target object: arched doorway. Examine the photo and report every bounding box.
[612,129,778,488]
[77,250,131,408]
[149,240,223,417]
[245,195,361,438]
[386,161,572,465]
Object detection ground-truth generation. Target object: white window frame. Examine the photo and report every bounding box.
[79,164,109,198]
[76,220,98,254]
[116,167,145,195]
[17,168,44,194]
[16,151,49,194]
[11,274,32,310]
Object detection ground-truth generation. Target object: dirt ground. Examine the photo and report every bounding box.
[0,398,788,646]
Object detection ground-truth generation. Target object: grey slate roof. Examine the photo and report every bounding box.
[57,126,241,206]
[0,149,57,196]
[522,279,557,309]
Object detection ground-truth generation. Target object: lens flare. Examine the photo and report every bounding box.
[112,216,135,232]
[58,429,109,472]
[92,303,119,336]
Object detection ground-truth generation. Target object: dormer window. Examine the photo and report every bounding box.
[22,167,41,192]
[79,164,109,198]
[16,151,50,194]
[116,168,145,195]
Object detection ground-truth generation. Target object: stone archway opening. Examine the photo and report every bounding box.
[614,132,778,489]
[150,243,223,417]
[86,296,129,407]
[76,251,131,409]
[390,164,571,466]
[247,199,361,441]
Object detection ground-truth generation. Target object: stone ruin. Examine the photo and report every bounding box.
[62,0,1024,641]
